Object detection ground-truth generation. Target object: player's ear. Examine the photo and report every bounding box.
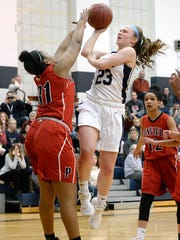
[43,58,52,64]
[131,36,138,46]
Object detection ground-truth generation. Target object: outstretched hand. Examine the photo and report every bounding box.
[143,137,157,145]
[133,137,145,158]
[169,69,180,99]
[169,69,180,83]
[72,8,89,25]
[79,8,89,23]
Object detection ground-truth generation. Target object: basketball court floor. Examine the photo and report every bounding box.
[0,206,177,239]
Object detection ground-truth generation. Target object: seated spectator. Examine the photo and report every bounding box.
[124,144,143,180]
[0,120,8,169]
[162,87,174,110]
[169,102,180,128]
[159,98,170,115]
[132,116,141,136]
[21,110,37,130]
[0,143,29,193]
[28,110,37,122]
[19,122,31,144]
[124,144,143,195]
[5,118,20,150]
[132,70,149,101]
[125,91,145,119]
[0,112,9,131]
[0,91,30,128]
[20,122,34,192]
[123,127,139,161]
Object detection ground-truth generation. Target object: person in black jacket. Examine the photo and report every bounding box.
[0,91,31,128]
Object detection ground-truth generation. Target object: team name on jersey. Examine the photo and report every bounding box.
[142,127,163,137]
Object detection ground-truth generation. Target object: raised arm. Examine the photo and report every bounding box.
[53,30,75,61]
[81,28,107,59]
[54,9,89,77]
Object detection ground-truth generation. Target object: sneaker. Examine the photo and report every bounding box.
[89,197,106,229]
[131,236,144,240]
[78,191,94,216]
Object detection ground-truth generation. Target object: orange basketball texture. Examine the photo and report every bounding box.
[88,3,113,29]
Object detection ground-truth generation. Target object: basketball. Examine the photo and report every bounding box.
[88,3,113,29]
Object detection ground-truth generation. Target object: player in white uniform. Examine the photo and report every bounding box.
[77,25,166,229]
[78,54,133,152]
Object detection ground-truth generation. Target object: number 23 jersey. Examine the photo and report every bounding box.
[142,112,178,160]
[86,53,133,106]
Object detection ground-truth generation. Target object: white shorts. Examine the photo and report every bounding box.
[77,99,124,152]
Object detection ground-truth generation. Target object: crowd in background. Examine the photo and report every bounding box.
[0,70,179,198]
[0,75,38,195]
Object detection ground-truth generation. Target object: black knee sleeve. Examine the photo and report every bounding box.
[176,201,180,224]
[139,193,154,221]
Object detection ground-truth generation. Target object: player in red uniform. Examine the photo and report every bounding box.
[131,88,180,240]
[18,9,89,240]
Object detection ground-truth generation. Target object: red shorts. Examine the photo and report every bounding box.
[142,155,177,197]
[25,119,77,183]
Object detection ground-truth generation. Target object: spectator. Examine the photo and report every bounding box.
[159,98,170,115]
[19,122,31,144]
[125,91,145,118]
[132,70,149,101]
[19,121,34,193]
[5,118,20,150]
[124,144,143,180]
[169,102,180,128]
[0,112,9,131]
[0,143,29,193]
[123,127,139,161]
[162,87,174,110]
[0,91,30,128]
[8,75,31,104]
[0,120,8,169]
[21,110,37,130]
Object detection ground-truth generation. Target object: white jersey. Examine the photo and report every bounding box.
[86,53,133,107]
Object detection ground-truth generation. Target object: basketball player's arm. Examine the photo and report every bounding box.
[133,119,144,158]
[169,69,180,99]
[144,117,180,147]
[53,30,75,61]
[164,130,180,140]
[87,47,136,70]
[54,9,89,77]
[81,28,107,59]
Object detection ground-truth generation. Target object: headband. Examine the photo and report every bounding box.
[129,24,140,40]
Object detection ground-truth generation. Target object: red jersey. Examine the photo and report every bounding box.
[34,64,75,131]
[142,112,178,160]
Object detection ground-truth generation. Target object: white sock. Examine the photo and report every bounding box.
[79,181,89,193]
[137,227,146,239]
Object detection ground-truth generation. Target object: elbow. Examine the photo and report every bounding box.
[81,49,89,58]
[96,60,110,70]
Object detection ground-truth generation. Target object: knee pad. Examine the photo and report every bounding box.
[139,193,154,221]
